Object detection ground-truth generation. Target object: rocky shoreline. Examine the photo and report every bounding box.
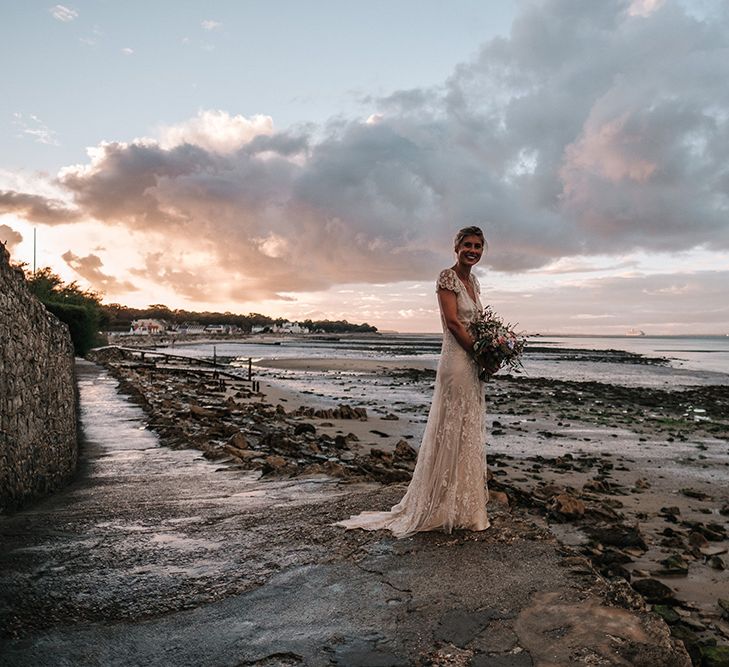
[90,347,419,484]
[525,345,672,365]
[88,346,729,665]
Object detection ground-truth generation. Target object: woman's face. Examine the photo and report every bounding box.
[456,235,484,266]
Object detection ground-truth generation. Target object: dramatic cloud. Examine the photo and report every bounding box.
[62,251,138,295]
[0,224,22,252]
[0,190,79,224]
[7,0,729,302]
[50,5,78,22]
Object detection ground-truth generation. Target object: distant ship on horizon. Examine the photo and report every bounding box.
[626,328,646,336]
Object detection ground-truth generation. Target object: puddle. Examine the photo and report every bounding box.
[548,523,589,547]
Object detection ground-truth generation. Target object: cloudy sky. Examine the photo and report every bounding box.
[1,0,728,334]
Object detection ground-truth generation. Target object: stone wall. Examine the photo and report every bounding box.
[0,244,78,512]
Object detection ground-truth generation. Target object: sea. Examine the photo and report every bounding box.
[151,334,729,414]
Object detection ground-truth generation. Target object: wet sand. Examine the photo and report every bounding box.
[83,345,729,661]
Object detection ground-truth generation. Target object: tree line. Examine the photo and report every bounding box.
[102,303,378,334]
[21,266,377,356]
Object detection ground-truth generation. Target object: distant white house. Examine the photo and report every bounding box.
[279,322,309,334]
[174,322,206,335]
[252,321,310,334]
[204,324,241,334]
[129,319,168,335]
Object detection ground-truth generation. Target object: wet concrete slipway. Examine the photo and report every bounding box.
[0,361,687,667]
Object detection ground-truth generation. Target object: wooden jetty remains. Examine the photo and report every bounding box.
[95,345,261,392]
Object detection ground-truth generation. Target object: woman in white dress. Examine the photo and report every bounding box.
[334,227,490,538]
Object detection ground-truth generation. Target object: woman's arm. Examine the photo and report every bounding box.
[437,289,475,354]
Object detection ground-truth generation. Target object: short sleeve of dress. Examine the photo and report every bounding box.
[436,268,461,294]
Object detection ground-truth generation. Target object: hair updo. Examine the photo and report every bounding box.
[454,226,487,252]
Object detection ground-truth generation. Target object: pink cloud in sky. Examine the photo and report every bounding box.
[627,0,665,18]
[563,114,658,186]
[0,190,78,225]
[61,251,139,295]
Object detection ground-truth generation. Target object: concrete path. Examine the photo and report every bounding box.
[0,361,688,666]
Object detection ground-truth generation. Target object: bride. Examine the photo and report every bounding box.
[333,226,490,538]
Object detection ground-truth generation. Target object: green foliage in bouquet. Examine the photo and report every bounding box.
[469,306,527,380]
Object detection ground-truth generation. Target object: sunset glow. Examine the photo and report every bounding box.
[2,1,728,334]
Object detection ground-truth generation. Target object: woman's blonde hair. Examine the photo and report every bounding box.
[454,226,487,252]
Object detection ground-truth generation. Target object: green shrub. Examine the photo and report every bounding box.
[43,302,100,357]
[22,267,104,357]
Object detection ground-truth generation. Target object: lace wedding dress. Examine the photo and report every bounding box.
[333,268,490,538]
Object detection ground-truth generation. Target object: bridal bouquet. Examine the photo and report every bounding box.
[469,306,527,380]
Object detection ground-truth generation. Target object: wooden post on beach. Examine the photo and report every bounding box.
[248,357,252,381]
